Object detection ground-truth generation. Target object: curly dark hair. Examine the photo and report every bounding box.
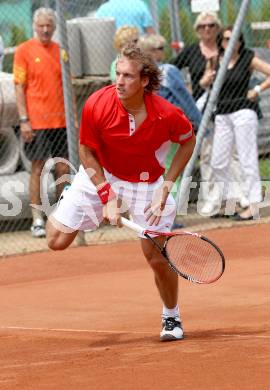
[117,44,162,92]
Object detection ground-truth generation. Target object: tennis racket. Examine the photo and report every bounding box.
[121,217,225,284]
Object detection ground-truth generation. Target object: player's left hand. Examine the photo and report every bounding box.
[144,184,170,226]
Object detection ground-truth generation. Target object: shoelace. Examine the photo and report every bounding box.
[163,317,180,331]
[33,225,44,231]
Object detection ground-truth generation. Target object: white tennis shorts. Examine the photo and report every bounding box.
[52,165,176,233]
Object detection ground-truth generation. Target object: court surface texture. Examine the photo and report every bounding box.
[0,223,269,389]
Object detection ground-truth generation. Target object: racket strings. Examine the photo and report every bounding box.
[165,235,224,283]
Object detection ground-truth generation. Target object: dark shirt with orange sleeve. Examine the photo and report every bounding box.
[13,38,66,130]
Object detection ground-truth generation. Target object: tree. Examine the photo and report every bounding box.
[3,24,28,73]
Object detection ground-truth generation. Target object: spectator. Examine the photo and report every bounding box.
[211,26,270,220]
[172,11,221,101]
[13,7,70,238]
[95,0,155,34]
[110,25,140,82]
[171,12,248,216]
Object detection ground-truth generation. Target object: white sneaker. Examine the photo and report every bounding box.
[31,218,46,238]
[239,198,249,209]
[199,202,220,216]
[160,316,184,341]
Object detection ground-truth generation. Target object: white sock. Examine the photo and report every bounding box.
[162,304,180,320]
[31,208,44,223]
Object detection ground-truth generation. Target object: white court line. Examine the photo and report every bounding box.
[221,334,270,339]
[0,326,153,335]
[0,326,269,339]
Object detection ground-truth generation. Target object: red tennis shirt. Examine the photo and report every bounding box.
[80,85,193,183]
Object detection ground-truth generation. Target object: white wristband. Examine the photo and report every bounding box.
[19,116,29,123]
[254,85,261,95]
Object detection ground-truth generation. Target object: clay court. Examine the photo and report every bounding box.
[0,222,269,390]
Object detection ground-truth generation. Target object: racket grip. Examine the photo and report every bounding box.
[121,217,145,235]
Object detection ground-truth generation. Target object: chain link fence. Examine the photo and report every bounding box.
[0,0,270,256]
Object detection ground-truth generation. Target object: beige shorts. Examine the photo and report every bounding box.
[52,165,176,235]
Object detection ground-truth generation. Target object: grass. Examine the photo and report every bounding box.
[259,158,270,179]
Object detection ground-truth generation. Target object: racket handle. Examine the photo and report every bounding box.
[121,217,145,235]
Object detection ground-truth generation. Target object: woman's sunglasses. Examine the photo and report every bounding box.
[198,23,216,30]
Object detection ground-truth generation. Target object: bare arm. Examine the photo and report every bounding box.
[248,56,270,100]
[15,83,33,142]
[15,83,28,117]
[199,58,216,90]
[79,143,106,187]
[79,144,121,226]
[164,134,196,185]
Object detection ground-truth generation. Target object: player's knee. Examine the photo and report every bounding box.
[47,235,68,251]
[144,250,165,273]
[47,239,56,250]
[46,221,72,251]
[141,239,169,274]
[142,245,154,262]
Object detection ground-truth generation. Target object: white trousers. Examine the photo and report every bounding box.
[198,127,249,214]
[211,109,262,204]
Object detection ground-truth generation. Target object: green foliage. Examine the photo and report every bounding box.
[8,24,28,47]
[3,24,28,73]
[180,10,197,46]
[225,2,237,25]
[159,7,197,60]
[259,159,270,179]
[159,7,173,60]
[258,0,270,21]
[3,54,13,74]
[249,0,270,47]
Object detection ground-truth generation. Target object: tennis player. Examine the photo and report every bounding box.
[46,45,196,341]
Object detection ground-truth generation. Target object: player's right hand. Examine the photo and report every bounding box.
[103,198,122,227]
